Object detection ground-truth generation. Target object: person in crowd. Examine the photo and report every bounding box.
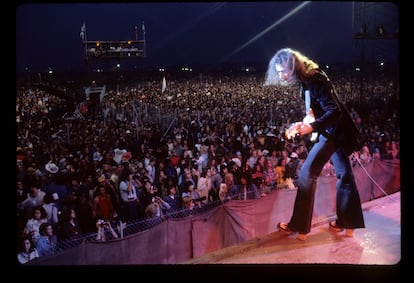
[155,169,168,198]
[19,185,46,223]
[92,184,117,224]
[210,166,223,196]
[43,164,67,212]
[145,156,157,183]
[196,167,212,205]
[42,193,59,226]
[36,222,57,256]
[17,234,39,264]
[228,173,260,200]
[97,173,121,219]
[357,145,373,165]
[163,184,181,213]
[181,181,201,208]
[95,218,119,242]
[16,180,28,206]
[144,195,171,219]
[264,47,365,240]
[250,163,264,192]
[139,178,159,216]
[263,158,278,192]
[218,183,229,202]
[284,152,300,179]
[119,169,140,221]
[17,180,29,232]
[24,205,48,245]
[179,167,196,195]
[208,181,221,203]
[320,160,336,177]
[223,171,237,198]
[60,207,83,241]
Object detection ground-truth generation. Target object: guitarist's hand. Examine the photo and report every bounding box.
[285,109,315,140]
[285,121,314,140]
[285,122,300,140]
[296,122,313,136]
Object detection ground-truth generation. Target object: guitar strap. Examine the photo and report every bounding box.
[304,90,311,114]
[304,89,318,142]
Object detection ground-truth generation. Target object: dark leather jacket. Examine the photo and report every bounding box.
[299,69,360,154]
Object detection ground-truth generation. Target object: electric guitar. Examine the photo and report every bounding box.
[285,90,318,142]
[285,108,318,142]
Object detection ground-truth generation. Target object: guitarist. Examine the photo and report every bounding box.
[264,48,365,241]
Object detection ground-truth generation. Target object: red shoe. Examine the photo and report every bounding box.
[296,233,307,241]
[329,221,344,232]
[277,222,292,233]
[277,222,306,240]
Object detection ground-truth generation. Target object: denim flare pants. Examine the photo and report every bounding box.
[288,134,365,234]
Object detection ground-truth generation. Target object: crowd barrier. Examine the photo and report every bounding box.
[27,159,400,265]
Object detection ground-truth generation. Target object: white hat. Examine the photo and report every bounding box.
[231,157,242,167]
[290,152,298,158]
[113,148,127,164]
[45,162,59,174]
[93,152,102,162]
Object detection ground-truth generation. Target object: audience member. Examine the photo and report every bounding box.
[163,184,181,213]
[36,222,57,256]
[60,207,83,241]
[42,193,59,226]
[24,205,48,245]
[119,169,140,221]
[17,234,39,264]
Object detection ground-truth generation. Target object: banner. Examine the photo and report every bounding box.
[162,76,167,93]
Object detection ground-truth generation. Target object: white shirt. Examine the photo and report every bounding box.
[119,180,138,202]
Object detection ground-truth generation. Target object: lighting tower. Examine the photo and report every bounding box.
[80,21,146,71]
[351,2,399,110]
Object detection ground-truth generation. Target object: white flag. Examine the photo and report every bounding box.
[162,76,167,93]
[80,23,86,41]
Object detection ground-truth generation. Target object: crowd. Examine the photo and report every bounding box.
[16,68,399,263]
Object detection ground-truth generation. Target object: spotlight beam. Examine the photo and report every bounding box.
[211,1,311,68]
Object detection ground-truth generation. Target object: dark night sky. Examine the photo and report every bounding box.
[16,2,399,73]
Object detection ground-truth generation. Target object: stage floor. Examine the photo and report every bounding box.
[184,191,401,265]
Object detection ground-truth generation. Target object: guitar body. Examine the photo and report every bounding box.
[285,108,318,142]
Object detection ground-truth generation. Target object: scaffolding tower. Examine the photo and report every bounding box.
[80,21,146,70]
[352,2,399,64]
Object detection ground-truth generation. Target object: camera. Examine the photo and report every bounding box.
[192,196,207,203]
[127,192,135,200]
[97,219,107,227]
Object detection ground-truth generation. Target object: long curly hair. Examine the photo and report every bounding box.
[264,48,319,86]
